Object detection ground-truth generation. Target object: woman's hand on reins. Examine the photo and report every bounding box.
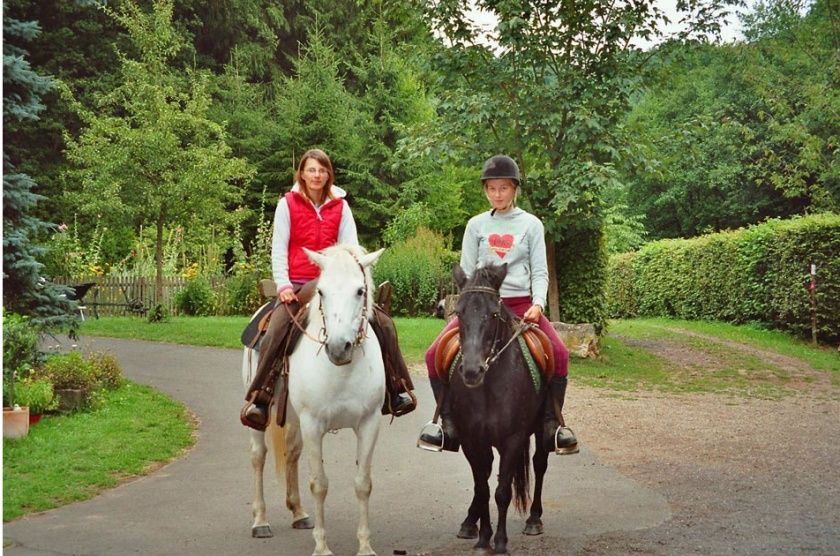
[278,288,298,304]
[523,304,542,323]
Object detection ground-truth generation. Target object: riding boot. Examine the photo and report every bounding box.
[240,281,315,431]
[418,377,459,452]
[371,306,417,417]
[544,376,579,455]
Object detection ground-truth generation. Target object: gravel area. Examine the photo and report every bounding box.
[563,386,840,555]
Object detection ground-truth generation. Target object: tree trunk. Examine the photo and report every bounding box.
[546,236,560,321]
[155,213,165,305]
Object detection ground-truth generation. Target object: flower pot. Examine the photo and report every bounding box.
[29,413,43,426]
[3,406,30,439]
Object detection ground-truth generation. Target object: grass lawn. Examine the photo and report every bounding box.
[79,315,446,364]
[80,315,838,397]
[575,318,839,397]
[3,382,195,522]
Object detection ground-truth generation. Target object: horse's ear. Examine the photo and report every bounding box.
[303,247,327,269]
[453,264,468,290]
[489,263,508,290]
[359,248,385,268]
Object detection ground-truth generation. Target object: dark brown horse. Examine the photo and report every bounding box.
[449,263,551,554]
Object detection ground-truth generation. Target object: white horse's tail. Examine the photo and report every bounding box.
[268,417,286,478]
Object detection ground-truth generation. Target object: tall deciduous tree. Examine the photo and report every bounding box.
[624,0,838,239]
[62,0,253,302]
[3,16,76,329]
[419,0,738,327]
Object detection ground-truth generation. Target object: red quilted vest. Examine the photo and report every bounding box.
[285,191,344,282]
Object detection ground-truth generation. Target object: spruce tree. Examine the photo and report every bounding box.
[3,16,76,330]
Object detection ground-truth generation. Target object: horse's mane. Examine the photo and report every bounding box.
[464,264,516,322]
[317,244,376,321]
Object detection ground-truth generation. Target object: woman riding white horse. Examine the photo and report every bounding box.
[242,244,385,556]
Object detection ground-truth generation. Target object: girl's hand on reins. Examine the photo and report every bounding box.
[523,304,542,323]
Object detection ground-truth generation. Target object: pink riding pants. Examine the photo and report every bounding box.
[425,296,568,378]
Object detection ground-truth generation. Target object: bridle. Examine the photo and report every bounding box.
[288,252,370,358]
[459,286,531,376]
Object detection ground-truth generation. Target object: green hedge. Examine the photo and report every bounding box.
[555,225,609,334]
[607,214,840,342]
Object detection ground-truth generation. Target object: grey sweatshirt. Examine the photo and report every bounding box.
[460,207,548,308]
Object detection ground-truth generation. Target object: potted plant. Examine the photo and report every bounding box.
[3,369,30,438]
[14,377,57,425]
[3,314,41,438]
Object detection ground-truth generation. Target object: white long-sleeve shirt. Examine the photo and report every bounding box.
[271,183,358,292]
[460,207,549,308]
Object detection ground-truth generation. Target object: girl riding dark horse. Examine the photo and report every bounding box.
[448,262,552,554]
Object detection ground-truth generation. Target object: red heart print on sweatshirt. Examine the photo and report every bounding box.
[488,233,514,258]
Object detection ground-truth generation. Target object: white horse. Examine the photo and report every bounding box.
[242,244,386,556]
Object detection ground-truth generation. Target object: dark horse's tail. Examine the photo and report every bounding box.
[513,442,531,514]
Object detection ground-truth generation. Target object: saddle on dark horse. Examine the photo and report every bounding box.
[434,323,555,387]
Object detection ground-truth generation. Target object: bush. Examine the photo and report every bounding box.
[147,303,168,323]
[373,228,457,317]
[2,313,43,407]
[14,378,57,414]
[221,272,263,315]
[174,277,216,316]
[36,352,100,408]
[606,214,840,342]
[88,351,124,390]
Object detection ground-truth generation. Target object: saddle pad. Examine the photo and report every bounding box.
[522,327,555,384]
[434,326,554,392]
[240,301,275,349]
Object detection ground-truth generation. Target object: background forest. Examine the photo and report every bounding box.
[3,0,838,329]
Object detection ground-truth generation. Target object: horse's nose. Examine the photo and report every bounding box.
[461,365,484,388]
[344,341,352,351]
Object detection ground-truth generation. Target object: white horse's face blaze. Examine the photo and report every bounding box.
[318,266,366,365]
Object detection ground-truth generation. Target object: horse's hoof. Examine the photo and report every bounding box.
[458,524,479,539]
[292,516,315,529]
[251,525,273,538]
[523,521,544,536]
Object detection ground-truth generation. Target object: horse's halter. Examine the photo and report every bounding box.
[459,286,529,377]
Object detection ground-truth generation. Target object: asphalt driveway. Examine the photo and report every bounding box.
[3,337,669,555]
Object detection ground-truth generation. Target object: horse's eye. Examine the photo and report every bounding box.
[356,287,364,297]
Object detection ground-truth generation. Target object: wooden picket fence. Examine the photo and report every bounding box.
[54,274,459,318]
[54,275,233,318]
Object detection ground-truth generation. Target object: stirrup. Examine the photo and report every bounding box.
[552,426,580,456]
[417,421,446,452]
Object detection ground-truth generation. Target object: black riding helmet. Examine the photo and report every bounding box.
[480,155,521,186]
